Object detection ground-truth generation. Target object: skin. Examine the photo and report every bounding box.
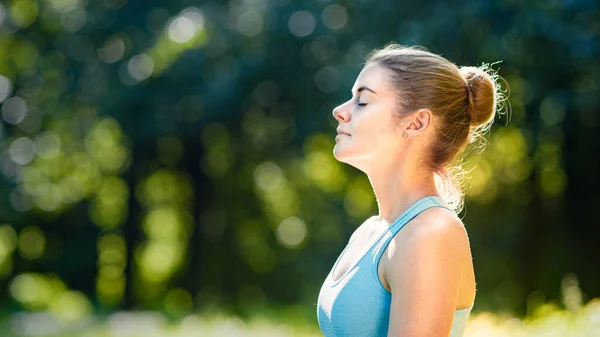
[332,63,476,337]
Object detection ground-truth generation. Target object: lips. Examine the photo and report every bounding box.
[336,128,350,136]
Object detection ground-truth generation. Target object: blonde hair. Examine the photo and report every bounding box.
[365,43,508,213]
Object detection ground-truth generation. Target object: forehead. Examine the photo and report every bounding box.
[352,63,393,94]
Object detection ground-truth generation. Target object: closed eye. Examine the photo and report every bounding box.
[350,95,367,107]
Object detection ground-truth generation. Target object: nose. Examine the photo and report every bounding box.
[332,101,351,122]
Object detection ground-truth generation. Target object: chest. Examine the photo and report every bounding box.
[330,223,393,288]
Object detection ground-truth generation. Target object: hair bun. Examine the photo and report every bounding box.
[460,66,497,128]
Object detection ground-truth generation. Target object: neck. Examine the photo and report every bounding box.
[366,158,439,225]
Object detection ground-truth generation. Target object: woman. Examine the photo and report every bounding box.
[317,43,506,337]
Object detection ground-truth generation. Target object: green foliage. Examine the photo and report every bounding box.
[0,0,599,330]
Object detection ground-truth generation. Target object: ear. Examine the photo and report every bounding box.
[405,108,433,135]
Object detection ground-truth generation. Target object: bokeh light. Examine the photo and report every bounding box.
[8,0,38,28]
[97,36,126,63]
[315,66,340,93]
[167,8,204,43]
[127,53,154,81]
[0,75,12,103]
[1,96,27,125]
[288,11,316,38]
[321,4,348,31]
[9,137,35,165]
[276,216,308,248]
[0,1,598,335]
[18,225,45,260]
[237,10,263,37]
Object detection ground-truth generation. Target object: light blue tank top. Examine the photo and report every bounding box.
[317,196,473,337]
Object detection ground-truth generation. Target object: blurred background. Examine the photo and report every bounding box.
[0,0,599,336]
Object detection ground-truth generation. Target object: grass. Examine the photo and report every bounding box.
[1,299,599,336]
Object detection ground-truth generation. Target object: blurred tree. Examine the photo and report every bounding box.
[0,0,598,321]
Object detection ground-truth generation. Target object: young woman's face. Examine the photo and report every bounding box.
[332,63,405,169]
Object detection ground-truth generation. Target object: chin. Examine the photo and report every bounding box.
[333,146,372,174]
[332,144,353,164]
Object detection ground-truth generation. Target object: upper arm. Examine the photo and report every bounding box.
[385,211,468,337]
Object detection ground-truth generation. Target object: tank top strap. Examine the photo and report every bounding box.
[371,196,452,267]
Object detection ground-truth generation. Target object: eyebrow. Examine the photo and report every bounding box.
[351,86,378,95]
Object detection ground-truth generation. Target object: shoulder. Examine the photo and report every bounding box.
[385,206,470,277]
[401,207,467,248]
[383,207,472,336]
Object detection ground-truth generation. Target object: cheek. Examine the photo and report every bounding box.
[356,111,394,142]
[362,122,401,154]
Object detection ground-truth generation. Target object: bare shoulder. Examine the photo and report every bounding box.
[384,206,471,278]
[398,207,469,249]
[383,208,474,337]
